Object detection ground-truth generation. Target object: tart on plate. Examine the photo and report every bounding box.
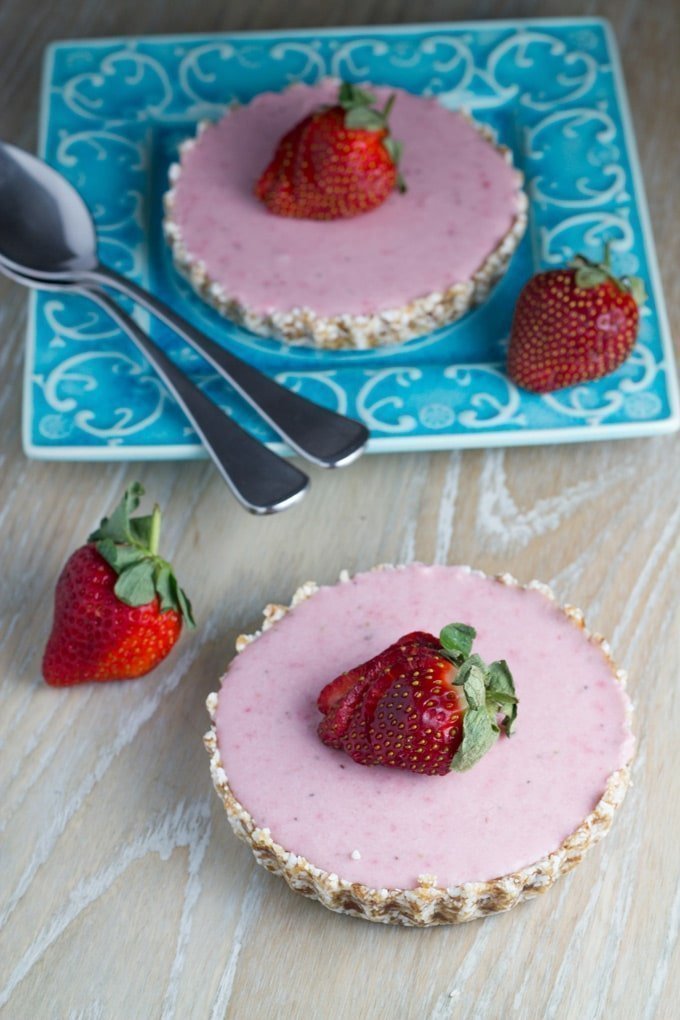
[164,81,527,349]
[204,564,634,926]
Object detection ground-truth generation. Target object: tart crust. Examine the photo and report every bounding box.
[164,100,528,351]
[204,568,633,926]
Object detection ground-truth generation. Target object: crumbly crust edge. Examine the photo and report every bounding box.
[203,566,634,926]
[163,94,528,350]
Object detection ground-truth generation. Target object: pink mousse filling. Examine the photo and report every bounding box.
[214,565,634,890]
[172,82,522,317]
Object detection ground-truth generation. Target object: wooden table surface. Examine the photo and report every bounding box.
[1,1,678,1017]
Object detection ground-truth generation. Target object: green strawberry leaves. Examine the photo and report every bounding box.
[95,537,148,572]
[88,482,195,628]
[381,137,407,193]
[338,82,375,110]
[451,704,499,773]
[486,659,518,735]
[574,265,610,290]
[91,480,145,547]
[155,562,176,613]
[440,623,476,662]
[344,107,386,131]
[114,559,157,606]
[437,623,518,772]
[627,275,647,306]
[571,242,647,306]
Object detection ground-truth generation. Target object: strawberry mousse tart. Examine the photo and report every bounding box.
[164,80,527,349]
[204,564,634,926]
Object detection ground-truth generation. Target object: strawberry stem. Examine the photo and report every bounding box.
[603,239,612,270]
[149,504,161,557]
[571,241,646,306]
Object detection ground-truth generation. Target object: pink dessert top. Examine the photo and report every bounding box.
[214,565,634,890]
[171,81,523,318]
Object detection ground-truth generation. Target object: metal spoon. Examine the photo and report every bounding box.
[0,140,369,468]
[3,262,309,514]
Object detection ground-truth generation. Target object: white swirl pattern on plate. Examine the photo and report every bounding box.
[356,369,421,433]
[275,372,349,416]
[443,366,527,429]
[44,299,121,342]
[38,351,170,437]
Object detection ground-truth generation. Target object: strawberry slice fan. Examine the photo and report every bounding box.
[255,81,405,220]
[318,622,517,776]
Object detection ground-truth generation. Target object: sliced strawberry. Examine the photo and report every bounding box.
[317,623,517,775]
[318,632,431,754]
[317,665,372,749]
[317,669,359,715]
[255,81,405,221]
[368,643,466,775]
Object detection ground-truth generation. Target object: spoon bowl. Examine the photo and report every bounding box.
[0,141,97,276]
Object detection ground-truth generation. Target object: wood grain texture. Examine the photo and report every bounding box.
[1,1,678,1017]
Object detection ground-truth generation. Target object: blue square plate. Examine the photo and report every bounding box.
[24,19,679,458]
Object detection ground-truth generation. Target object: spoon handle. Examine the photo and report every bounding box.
[82,288,309,514]
[92,264,369,468]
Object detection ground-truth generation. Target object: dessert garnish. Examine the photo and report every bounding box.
[42,482,194,686]
[507,243,647,393]
[317,623,517,774]
[255,81,405,220]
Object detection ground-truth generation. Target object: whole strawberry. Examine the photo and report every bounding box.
[255,81,405,220]
[42,482,194,686]
[318,623,517,775]
[507,244,646,393]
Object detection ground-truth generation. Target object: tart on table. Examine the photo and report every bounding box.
[164,80,527,349]
[204,564,634,926]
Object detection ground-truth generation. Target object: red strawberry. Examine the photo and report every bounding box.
[42,482,194,686]
[255,81,405,220]
[317,624,517,775]
[507,244,646,393]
